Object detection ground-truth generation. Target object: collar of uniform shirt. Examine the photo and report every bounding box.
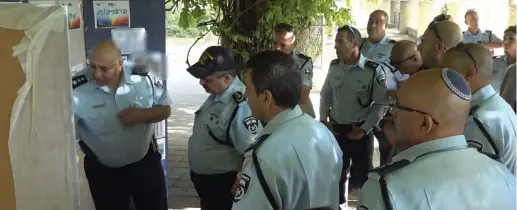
[258,105,304,137]
[88,62,137,90]
[367,35,390,46]
[470,84,497,109]
[391,135,468,163]
[213,77,241,104]
[340,54,367,70]
[465,29,486,36]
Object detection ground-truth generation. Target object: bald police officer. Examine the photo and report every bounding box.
[273,23,316,118]
[358,68,516,210]
[390,40,426,75]
[493,26,517,93]
[232,50,342,210]
[320,25,387,208]
[418,21,463,69]
[187,46,262,210]
[463,9,503,51]
[443,43,516,173]
[73,40,170,210]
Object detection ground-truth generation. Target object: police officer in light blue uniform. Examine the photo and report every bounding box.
[73,40,170,210]
[358,68,516,210]
[320,25,387,208]
[232,50,342,210]
[492,25,517,93]
[463,9,503,52]
[186,46,262,210]
[443,43,516,174]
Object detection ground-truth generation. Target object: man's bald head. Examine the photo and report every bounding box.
[394,68,471,148]
[390,40,422,75]
[88,39,124,87]
[90,39,122,63]
[443,43,493,91]
[418,21,462,68]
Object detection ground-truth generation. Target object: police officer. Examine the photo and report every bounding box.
[443,43,516,173]
[418,20,463,68]
[390,40,426,75]
[493,25,516,93]
[358,68,516,210]
[231,50,342,210]
[73,40,170,210]
[273,23,316,118]
[320,25,387,208]
[186,46,262,210]
[416,13,454,45]
[463,9,503,51]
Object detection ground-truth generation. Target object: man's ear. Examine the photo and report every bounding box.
[436,42,446,52]
[262,90,273,107]
[465,66,476,82]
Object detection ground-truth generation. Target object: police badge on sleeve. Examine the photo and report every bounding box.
[233,173,251,202]
[243,116,259,134]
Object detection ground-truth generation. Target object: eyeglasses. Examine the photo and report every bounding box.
[339,25,358,38]
[427,22,443,43]
[389,99,440,125]
[455,42,477,70]
[87,59,118,72]
[389,54,416,69]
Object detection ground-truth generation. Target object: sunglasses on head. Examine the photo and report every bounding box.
[340,25,358,38]
[455,42,477,70]
[427,22,443,43]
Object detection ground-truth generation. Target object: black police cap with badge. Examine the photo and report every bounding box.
[186,46,237,79]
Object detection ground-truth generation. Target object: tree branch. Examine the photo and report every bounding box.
[165,0,181,12]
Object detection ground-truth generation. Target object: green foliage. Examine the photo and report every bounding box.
[172,0,354,67]
[440,3,449,15]
[166,11,200,38]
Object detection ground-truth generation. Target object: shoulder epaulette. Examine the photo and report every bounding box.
[232,91,246,104]
[72,74,88,89]
[330,59,340,66]
[296,53,311,61]
[132,71,148,76]
[245,134,270,153]
[380,62,396,73]
[486,30,492,33]
[370,160,410,176]
[365,60,379,69]
[388,39,397,44]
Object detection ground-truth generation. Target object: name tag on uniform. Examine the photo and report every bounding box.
[92,103,106,108]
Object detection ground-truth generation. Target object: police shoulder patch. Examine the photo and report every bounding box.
[365,60,379,69]
[467,140,483,152]
[330,59,340,66]
[375,74,387,89]
[232,91,245,103]
[72,74,88,89]
[357,204,370,210]
[243,116,259,134]
[233,173,251,202]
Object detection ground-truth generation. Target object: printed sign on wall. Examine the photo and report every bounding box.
[58,0,81,30]
[93,1,130,28]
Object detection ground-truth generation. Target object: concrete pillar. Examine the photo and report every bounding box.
[382,0,391,16]
[399,0,419,35]
[509,1,517,27]
[390,0,401,26]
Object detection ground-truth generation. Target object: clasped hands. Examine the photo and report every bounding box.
[320,120,365,140]
[118,108,146,126]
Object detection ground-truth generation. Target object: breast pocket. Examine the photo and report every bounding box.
[85,107,116,135]
[201,110,226,141]
[329,77,344,89]
[129,84,153,109]
[349,80,370,98]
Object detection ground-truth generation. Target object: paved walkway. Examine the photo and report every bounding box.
[165,28,415,210]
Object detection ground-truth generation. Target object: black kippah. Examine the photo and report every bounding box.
[441,68,471,100]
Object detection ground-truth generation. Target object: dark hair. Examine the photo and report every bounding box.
[371,10,390,25]
[434,14,452,22]
[505,25,516,34]
[337,25,362,42]
[274,23,295,34]
[245,50,301,108]
[465,9,477,19]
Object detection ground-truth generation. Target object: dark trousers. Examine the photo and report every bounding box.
[190,170,238,210]
[333,124,374,204]
[374,129,393,166]
[81,142,167,210]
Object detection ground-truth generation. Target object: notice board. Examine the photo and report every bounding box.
[0,27,25,210]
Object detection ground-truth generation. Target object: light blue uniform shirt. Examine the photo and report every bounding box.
[188,78,262,175]
[500,63,516,108]
[232,106,342,210]
[493,54,511,93]
[463,29,502,44]
[319,55,388,133]
[464,85,517,173]
[360,36,408,93]
[73,62,171,168]
[358,135,517,210]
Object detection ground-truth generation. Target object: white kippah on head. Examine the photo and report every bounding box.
[441,68,471,101]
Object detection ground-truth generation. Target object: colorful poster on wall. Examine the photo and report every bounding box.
[58,0,81,30]
[93,1,130,29]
